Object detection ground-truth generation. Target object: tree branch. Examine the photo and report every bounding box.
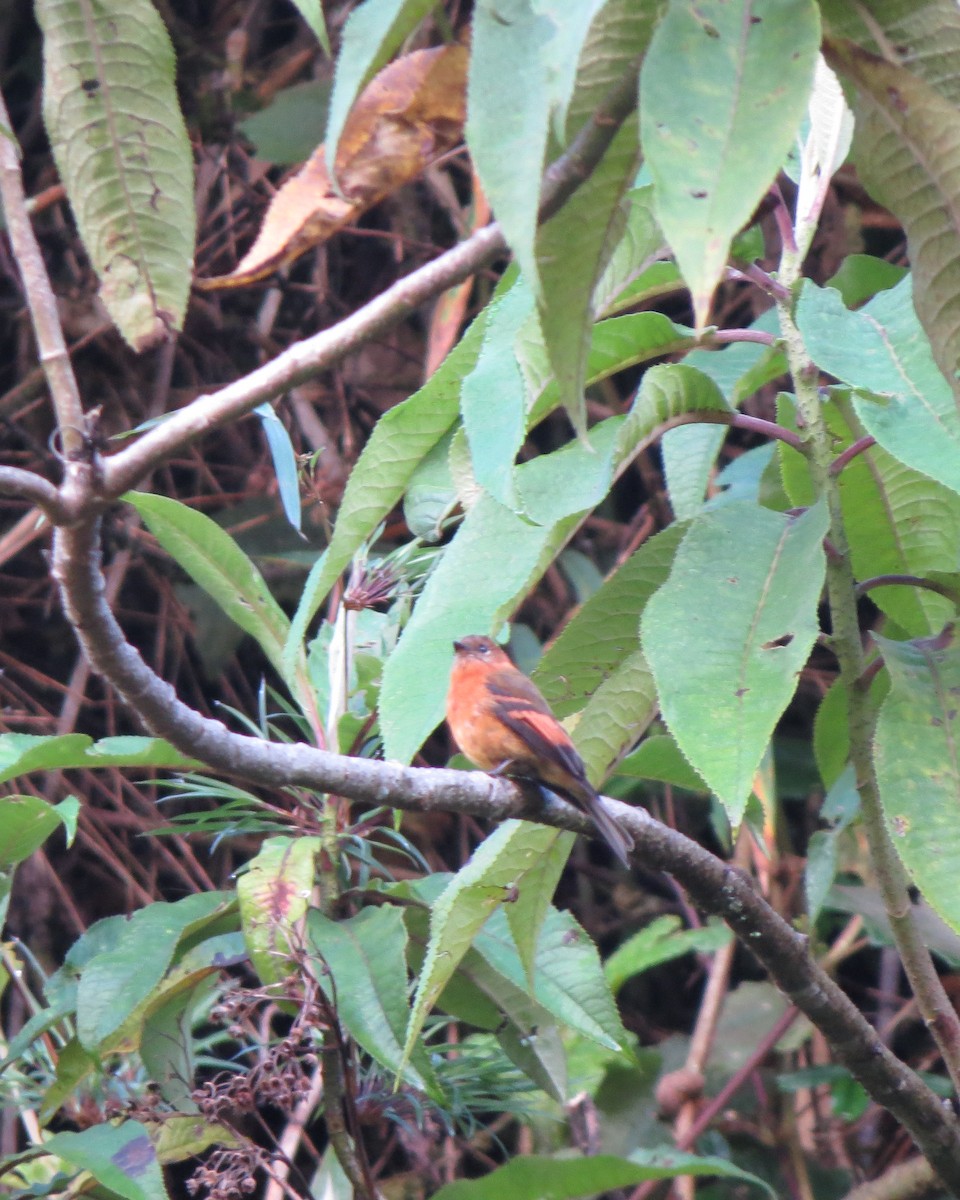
[51,515,960,1193]
[0,469,64,522]
[0,91,85,459]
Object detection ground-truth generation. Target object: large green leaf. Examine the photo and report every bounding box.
[36,0,194,350]
[824,39,960,407]
[535,523,687,717]
[0,732,197,784]
[402,821,567,1072]
[468,1,618,297]
[75,894,234,1052]
[324,0,436,178]
[307,905,439,1097]
[796,279,960,496]
[0,795,77,868]
[641,500,828,821]
[778,392,960,636]
[460,278,535,511]
[875,632,960,933]
[431,1152,772,1200]
[572,650,658,787]
[640,0,819,327]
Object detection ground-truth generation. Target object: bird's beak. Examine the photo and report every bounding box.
[453,639,465,653]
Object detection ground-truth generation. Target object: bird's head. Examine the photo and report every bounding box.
[452,635,509,664]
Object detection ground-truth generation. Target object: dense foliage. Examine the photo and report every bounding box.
[4,2,960,1198]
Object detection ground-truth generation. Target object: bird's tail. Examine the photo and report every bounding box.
[571,782,634,869]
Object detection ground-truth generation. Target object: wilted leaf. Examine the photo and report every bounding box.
[200,44,467,288]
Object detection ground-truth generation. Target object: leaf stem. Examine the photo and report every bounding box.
[777,242,960,1100]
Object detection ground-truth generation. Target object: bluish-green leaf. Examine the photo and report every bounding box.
[45,1121,168,1200]
[255,403,302,534]
[0,732,197,783]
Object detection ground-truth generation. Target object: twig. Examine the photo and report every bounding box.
[0,92,85,458]
[830,435,877,475]
[856,574,959,602]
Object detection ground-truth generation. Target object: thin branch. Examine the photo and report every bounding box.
[647,410,808,455]
[830,435,876,475]
[704,327,778,347]
[857,574,960,603]
[0,468,65,522]
[50,515,960,1192]
[0,92,85,458]
[101,62,642,501]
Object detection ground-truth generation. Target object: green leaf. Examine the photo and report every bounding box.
[641,501,828,821]
[825,39,960,406]
[796,278,960,496]
[431,1151,773,1200]
[0,731,197,784]
[403,430,457,541]
[238,836,320,989]
[536,115,642,436]
[75,893,233,1051]
[641,0,819,327]
[255,402,302,534]
[820,0,960,106]
[284,305,488,668]
[467,1,607,297]
[36,0,194,350]
[661,425,726,519]
[402,821,568,1072]
[617,734,710,792]
[324,0,437,180]
[128,493,292,679]
[0,795,74,867]
[504,830,575,985]
[287,0,331,55]
[572,650,658,788]
[44,1121,168,1200]
[140,986,202,1112]
[806,828,839,925]
[536,523,687,719]
[874,631,960,933]
[521,363,729,527]
[461,277,535,510]
[605,916,732,994]
[472,905,630,1054]
[778,390,960,637]
[826,253,907,309]
[307,905,440,1097]
[240,81,330,166]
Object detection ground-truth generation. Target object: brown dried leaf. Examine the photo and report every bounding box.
[198,44,467,290]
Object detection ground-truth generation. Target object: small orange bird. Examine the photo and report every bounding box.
[446,635,633,867]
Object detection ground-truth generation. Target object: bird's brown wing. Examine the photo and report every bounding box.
[486,669,587,782]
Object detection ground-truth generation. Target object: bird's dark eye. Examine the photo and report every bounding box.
[480,643,491,654]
